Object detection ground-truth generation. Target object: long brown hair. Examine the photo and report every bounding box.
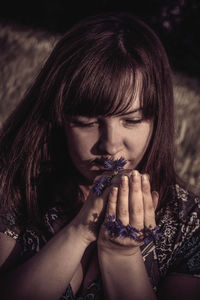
[0,12,176,229]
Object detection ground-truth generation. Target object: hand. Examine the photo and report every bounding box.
[71,175,112,246]
[98,170,159,256]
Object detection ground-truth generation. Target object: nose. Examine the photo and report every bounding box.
[97,123,124,156]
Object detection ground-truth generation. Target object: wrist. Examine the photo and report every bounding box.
[97,238,141,257]
[69,219,95,247]
[65,221,90,248]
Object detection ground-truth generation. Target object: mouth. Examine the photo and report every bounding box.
[93,157,128,165]
[90,157,129,174]
[93,158,107,166]
[90,168,108,174]
[90,159,108,171]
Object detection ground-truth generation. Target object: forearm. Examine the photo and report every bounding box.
[1,222,88,300]
[98,247,157,300]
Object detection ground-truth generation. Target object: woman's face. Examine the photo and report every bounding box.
[65,96,153,183]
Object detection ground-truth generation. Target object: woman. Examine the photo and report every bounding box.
[0,12,199,300]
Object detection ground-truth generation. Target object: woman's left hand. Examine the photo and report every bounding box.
[97,170,159,256]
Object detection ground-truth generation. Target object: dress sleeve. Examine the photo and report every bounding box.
[0,209,20,240]
[170,185,200,276]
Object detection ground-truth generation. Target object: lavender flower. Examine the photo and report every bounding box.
[105,215,115,222]
[103,215,118,238]
[92,157,126,196]
[126,225,143,240]
[92,176,108,196]
[103,216,161,244]
[143,225,161,245]
[104,216,143,240]
[104,157,127,171]
[103,216,125,238]
[116,219,128,238]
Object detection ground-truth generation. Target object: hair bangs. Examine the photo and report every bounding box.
[139,70,158,121]
[63,55,142,118]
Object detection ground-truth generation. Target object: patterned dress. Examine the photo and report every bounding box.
[0,184,200,299]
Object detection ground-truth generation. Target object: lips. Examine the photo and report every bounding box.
[90,167,108,173]
[90,167,113,176]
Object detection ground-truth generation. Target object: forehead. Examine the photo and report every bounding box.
[63,67,144,118]
[125,93,140,110]
[103,74,142,117]
[110,94,142,117]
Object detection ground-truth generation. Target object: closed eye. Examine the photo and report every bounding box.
[70,120,98,127]
[123,119,143,125]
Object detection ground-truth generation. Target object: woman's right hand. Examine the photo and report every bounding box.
[71,177,111,246]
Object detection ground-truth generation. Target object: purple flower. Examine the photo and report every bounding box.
[103,216,162,244]
[143,226,162,245]
[92,176,108,196]
[106,215,115,222]
[104,157,127,171]
[92,157,126,196]
[126,225,142,240]
[115,219,128,238]
[103,215,118,238]
[103,217,143,240]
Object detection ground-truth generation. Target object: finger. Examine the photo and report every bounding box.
[116,175,129,226]
[111,169,132,186]
[142,174,156,228]
[152,191,159,210]
[129,170,144,230]
[105,186,118,219]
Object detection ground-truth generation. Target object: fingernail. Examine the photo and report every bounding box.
[132,170,138,176]
[121,176,128,187]
[142,174,149,181]
[121,175,128,182]
[112,186,118,193]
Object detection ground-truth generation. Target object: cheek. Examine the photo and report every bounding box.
[67,133,85,159]
[127,122,153,154]
[66,129,96,160]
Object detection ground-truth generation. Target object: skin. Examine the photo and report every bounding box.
[65,96,153,184]
[64,95,159,299]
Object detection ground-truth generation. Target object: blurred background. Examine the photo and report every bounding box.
[0,0,200,192]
